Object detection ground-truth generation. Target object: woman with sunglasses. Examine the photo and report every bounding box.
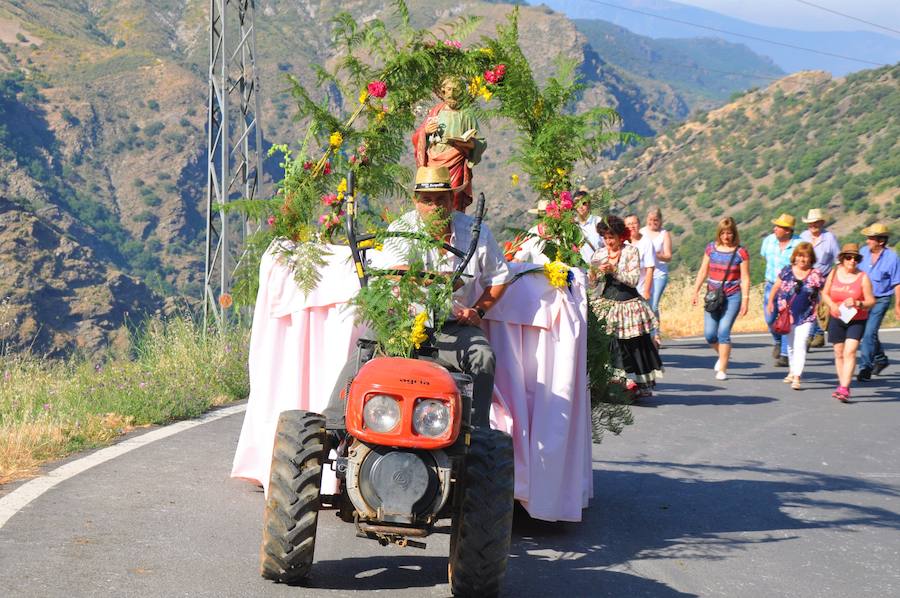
[822,243,875,402]
[766,242,824,390]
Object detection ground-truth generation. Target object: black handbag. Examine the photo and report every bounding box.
[704,246,739,314]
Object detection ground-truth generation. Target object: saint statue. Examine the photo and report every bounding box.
[411,76,486,212]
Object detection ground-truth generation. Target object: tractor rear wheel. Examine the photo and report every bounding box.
[259,410,326,583]
[448,427,514,597]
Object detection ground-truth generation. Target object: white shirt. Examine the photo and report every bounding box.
[578,214,602,265]
[371,210,512,308]
[513,225,550,265]
[628,235,658,293]
[640,226,669,277]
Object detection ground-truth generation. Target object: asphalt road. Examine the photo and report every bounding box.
[1,331,898,597]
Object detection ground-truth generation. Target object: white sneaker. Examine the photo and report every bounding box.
[715,370,728,381]
[713,359,721,372]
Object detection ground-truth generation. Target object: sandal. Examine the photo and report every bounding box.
[791,377,801,390]
[832,386,850,403]
[783,373,794,383]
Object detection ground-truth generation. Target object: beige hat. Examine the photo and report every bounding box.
[771,213,796,229]
[413,166,462,193]
[838,242,861,259]
[802,208,827,224]
[527,200,549,215]
[861,222,890,237]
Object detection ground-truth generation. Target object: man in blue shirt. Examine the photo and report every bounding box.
[857,222,900,381]
[760,213,801,366]
[800,209,840,347]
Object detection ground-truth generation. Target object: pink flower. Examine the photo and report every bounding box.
[321,193,338,206]
[443,39,462,49]
[267,215,276,226]
[349,155,357,164]
[484,69,499,84]
[367,80,387,98]
[559,191,573,210]
[494,64,506,78]
[319,214,329,224]
[546,200,558,213]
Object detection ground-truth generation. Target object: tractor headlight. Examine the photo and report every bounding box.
[363,394,400,433]
[413,399,450,438]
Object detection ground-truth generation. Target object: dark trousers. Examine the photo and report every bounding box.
[323,322,496,428]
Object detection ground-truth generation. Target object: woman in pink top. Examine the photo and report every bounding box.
[822,243,875,402]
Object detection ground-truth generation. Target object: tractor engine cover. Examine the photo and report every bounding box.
[346,442,451,525]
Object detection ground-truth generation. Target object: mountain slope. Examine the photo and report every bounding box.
[533,0,900,76]
[598,65,900,282]
[574,18,784,105]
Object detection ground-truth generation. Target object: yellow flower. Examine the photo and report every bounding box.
[511,174,519,186]
[544,261,570,289]
[358,89,369,104]
[556,168,566,177]
[410,312,429,349]
[375,110,386,124]
[468,75,483,97]
[479,86,493,102]
[337,177,348,194]
[542,181,552,189]
[329,131,343,148]
[478,47,494,58]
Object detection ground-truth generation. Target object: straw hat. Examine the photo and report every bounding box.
[527,199,549,215]
[413,166,462,193]
[771,213,796,229]
[860,222,890,237]
[802,208,827,224]
[838,242,861,259]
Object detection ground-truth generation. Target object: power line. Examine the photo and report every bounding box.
[792,0,900,37]
[577,0,887,67]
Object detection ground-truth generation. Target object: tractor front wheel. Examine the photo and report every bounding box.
[448,427,515,597]
[259,410,326,583]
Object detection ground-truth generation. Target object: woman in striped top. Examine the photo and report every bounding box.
[691,217,751,380]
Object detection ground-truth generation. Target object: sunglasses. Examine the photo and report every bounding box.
[843,255,862,262]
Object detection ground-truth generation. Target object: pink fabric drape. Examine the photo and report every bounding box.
[230,243,592,522]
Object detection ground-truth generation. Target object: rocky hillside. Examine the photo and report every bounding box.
[597,65,900,282]
[0,0,785,354]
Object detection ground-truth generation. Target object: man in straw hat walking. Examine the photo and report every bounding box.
[800,208,841,348]
[761,213,801,366]
[856,222,900,381]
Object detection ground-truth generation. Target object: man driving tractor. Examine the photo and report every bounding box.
[324,165,511,428]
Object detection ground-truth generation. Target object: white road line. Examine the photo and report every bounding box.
[0,403,247,530]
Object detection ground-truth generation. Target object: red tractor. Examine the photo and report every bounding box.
[258,187,515,596]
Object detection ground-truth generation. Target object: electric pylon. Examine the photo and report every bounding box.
[204,0,265,330]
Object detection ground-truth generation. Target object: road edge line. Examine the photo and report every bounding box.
[0,403,247,530]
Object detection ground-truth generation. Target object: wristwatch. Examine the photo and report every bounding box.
[475,306,486,319]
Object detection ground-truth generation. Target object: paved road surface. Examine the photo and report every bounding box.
[1,331,898,597]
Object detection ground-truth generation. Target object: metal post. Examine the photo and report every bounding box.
[204,0,265,332]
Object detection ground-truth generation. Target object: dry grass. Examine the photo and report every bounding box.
[0,317,249,485]
[658,275,766,338]
[659,275,899,339]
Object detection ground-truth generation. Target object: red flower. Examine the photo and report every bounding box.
[494,63,506,77]
[559,191,573,210]
[484,69,499,84]
[367,80,387,98]
[267,215,276,226]
[323,162,332,175]
[302,161,313,171]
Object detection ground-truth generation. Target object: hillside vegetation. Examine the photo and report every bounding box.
[0,0,824,354]
[600,66,900,282]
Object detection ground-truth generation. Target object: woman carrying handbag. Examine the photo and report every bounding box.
[692,217,750,380]
[766,242,824,390]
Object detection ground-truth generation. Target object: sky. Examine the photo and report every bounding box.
[672,0,900,33]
